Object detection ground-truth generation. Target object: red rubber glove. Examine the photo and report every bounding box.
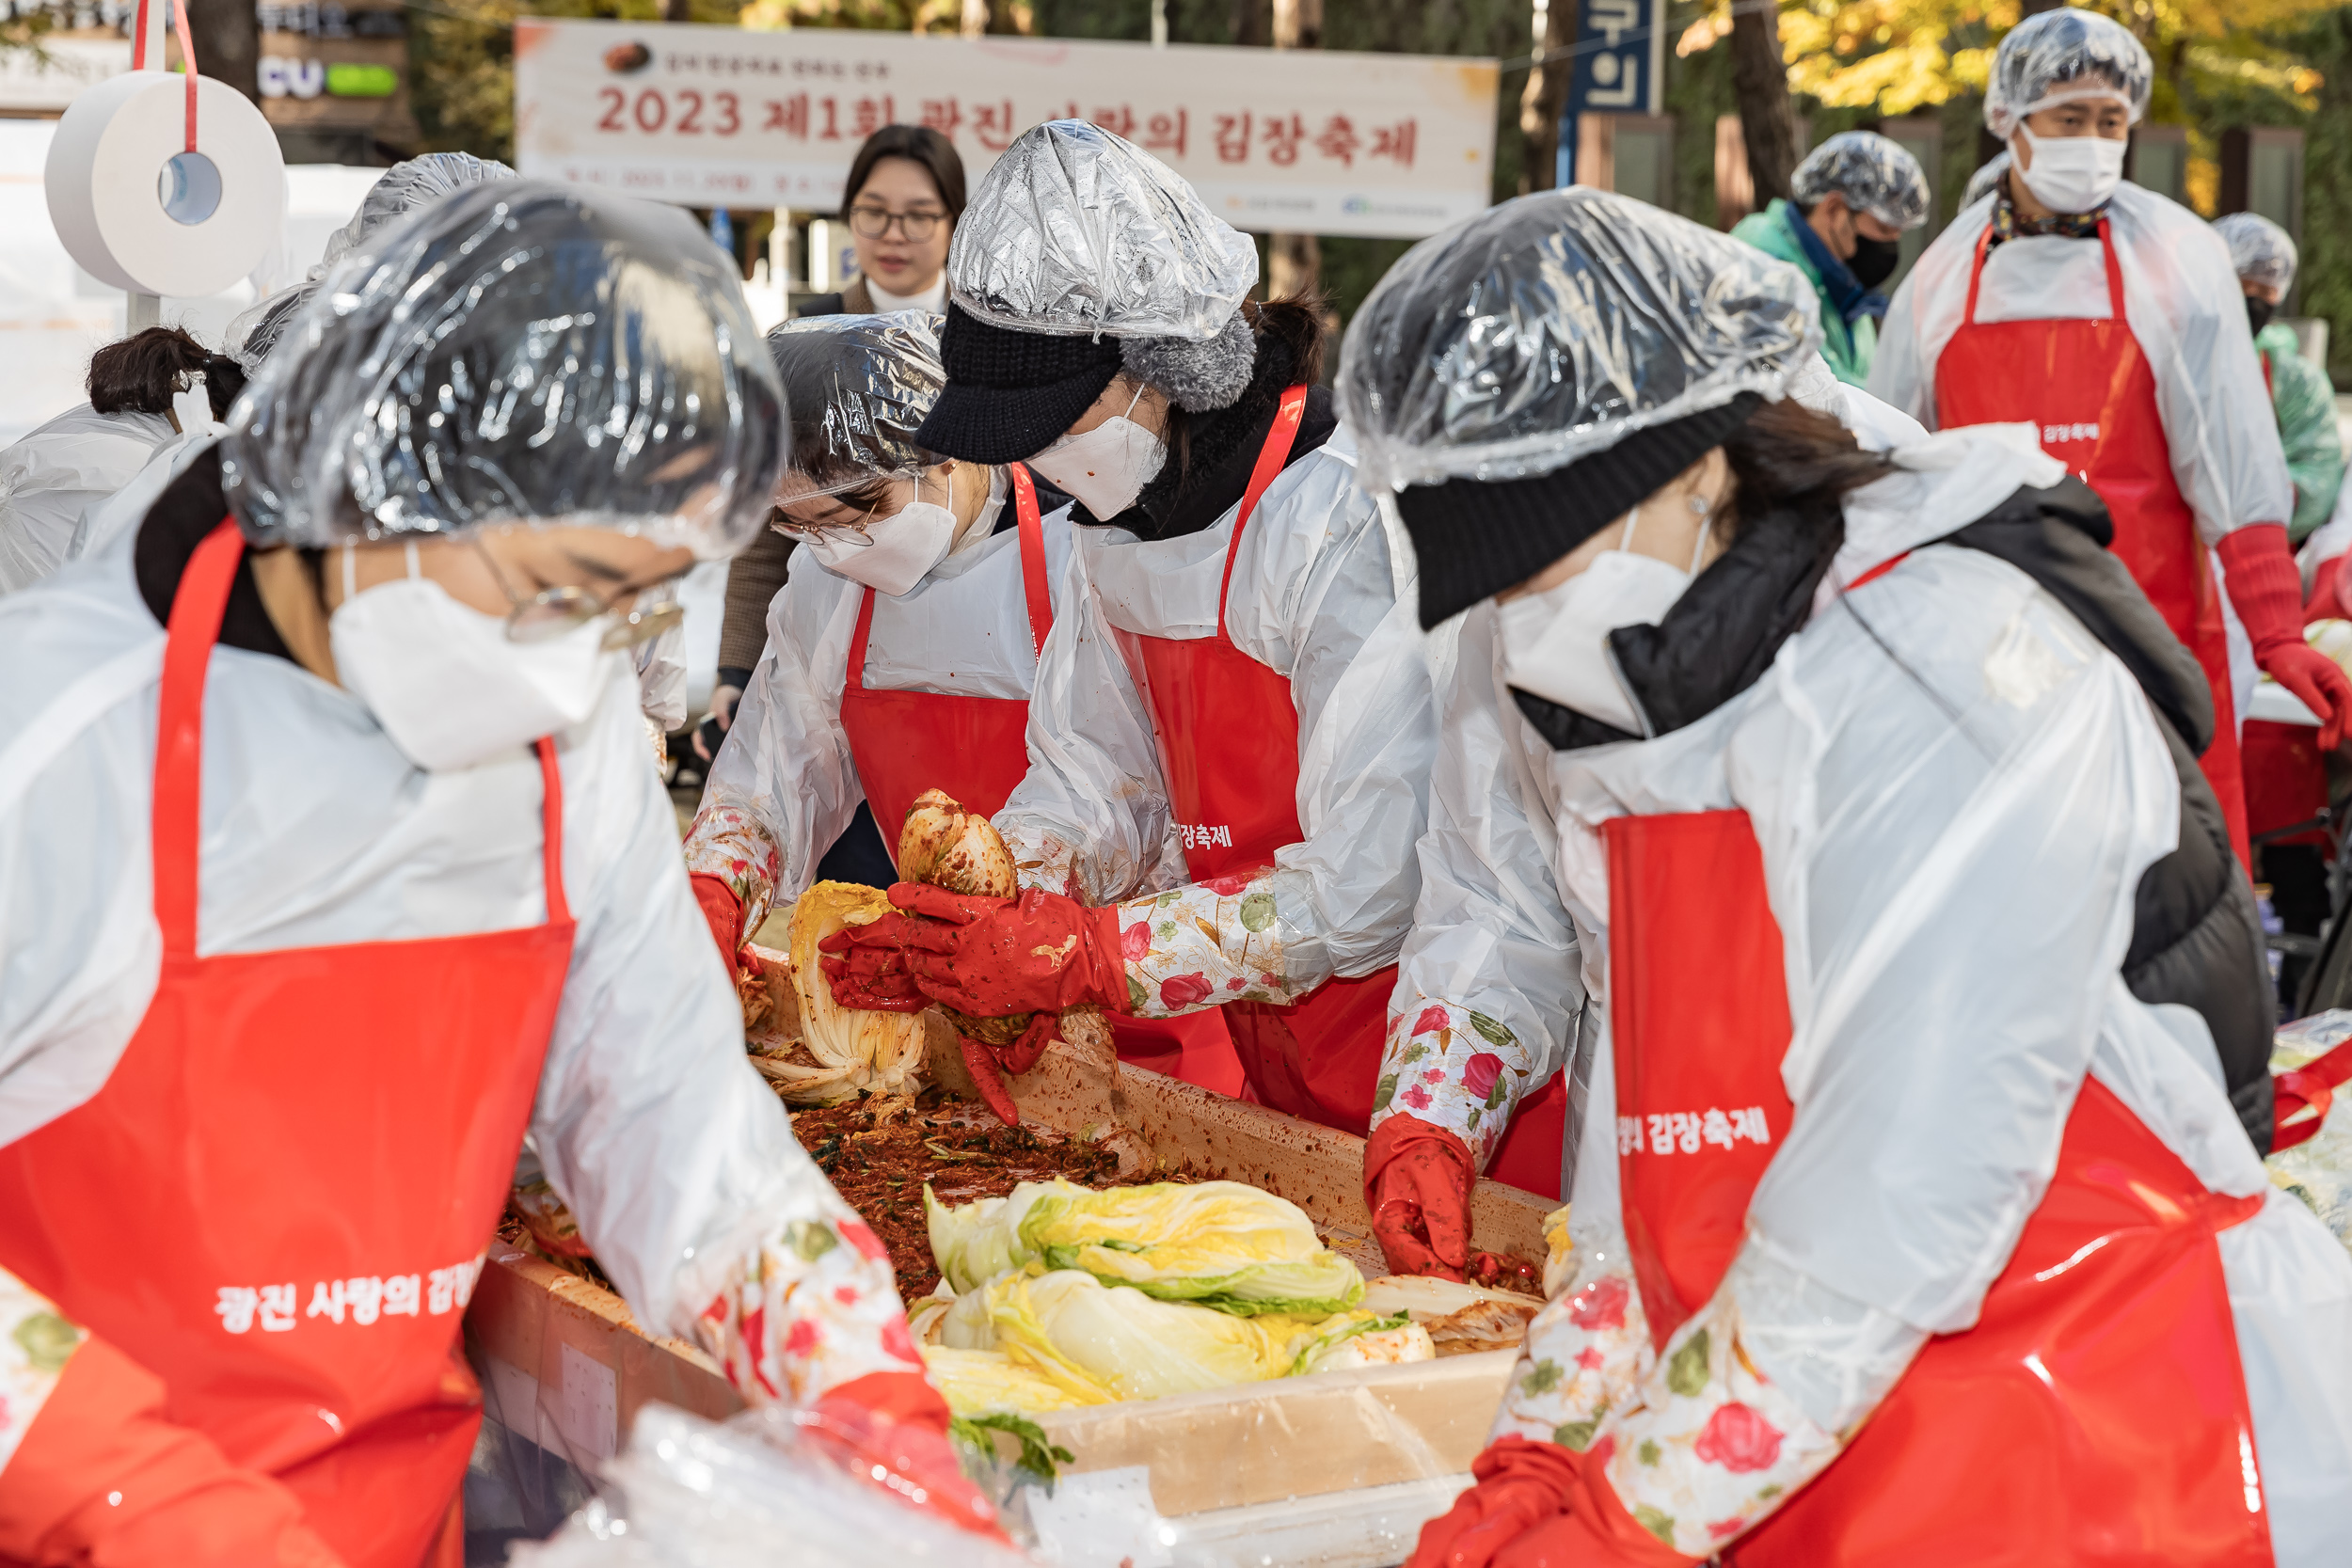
[2308,554,2348,626]
[690,873,755,982]
[870,883,1128,1018]
[1366,1115,1477,1281]
[0,1333,346,1567]
[818,917,931,1013]
[2222,522,2352,749]
[803,1370,1006,1541]
[1409,1434,1700,1568]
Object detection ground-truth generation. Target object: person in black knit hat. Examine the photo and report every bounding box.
[820,120,1446,1141]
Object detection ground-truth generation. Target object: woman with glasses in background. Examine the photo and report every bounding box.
[684,311,1101,1117]
[699,124,969,884]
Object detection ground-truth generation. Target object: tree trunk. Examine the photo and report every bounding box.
[1232,0,1269,50]
[1730,0,1800,204]
[1266,0,1322,299]
[1518,0,1574,194]
[985,0,1027,35]
[183,0,259,102]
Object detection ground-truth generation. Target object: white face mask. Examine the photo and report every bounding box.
[1496,503,1711,736]
[800,468,959,597]
[1027,384,1167,520]
[327,543,621,772]
[2012,124,2126,215]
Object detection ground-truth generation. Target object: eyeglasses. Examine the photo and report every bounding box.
[473,539,685,650]
[768,473,923,549]
[847,204,946,242]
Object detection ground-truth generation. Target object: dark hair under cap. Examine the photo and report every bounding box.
[914,303,1125,465]
[1396,394,1762,629]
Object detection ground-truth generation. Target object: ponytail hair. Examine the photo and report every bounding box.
[87,325,246,424]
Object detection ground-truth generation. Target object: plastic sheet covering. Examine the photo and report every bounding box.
[2269,1010,2352,1254]
[220,180,786,558]
[1337,188,1820,495]
[2216,211,2298,293]
[0,404,175,594]
[1961,152,2011,214]
[512,1404,1040,1567]
[1869,182,2289,542]
[225,151,516,368]
[1788,132,1931,231]
[946,120,1259,342]
[771,310,944,487]
[1982,7,2152,138]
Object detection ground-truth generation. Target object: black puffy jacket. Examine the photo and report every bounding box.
[1514,476,2276,1152]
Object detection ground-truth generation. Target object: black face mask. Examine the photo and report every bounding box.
[1849,233,1900,289]
[2246,295,2277,337]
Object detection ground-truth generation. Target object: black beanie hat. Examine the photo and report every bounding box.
[1396,394,1763,629]
[914,304,1126,464]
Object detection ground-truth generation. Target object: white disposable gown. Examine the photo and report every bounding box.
[994,426,1443,1010]
[1372,373,1924,1172]
[1480,428,2352,1563]
[1869,182,2292,542]
[0,404,179,594]
[0,525,929,1459]
[685,471,1076,940]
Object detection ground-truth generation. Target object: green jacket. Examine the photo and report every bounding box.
[1731,198,1878,387]
[2256,322,2345,542]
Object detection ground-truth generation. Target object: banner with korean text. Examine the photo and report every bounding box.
[513,19,1500,240]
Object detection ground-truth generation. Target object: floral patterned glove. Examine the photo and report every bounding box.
[1108,874,1314,1017]
[683,804,782,951]
[690,1210,930,1409]
[1369,999,1540,1174]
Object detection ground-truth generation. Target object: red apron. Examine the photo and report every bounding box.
[1935,220,2250,867]
[1607,809,2272,1566]
[1127,387,1395,1134]
[835,467,1239,1091]
[0,520,577,1568]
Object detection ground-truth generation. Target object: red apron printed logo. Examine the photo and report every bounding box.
[2040,421,2100,447]
[214,1257,482,1334]
[1618,1106,1772,1156]
[1180,823,1235,851]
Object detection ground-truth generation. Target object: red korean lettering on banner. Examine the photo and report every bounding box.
[818,94,842,139]
[851,94,895,137]
[1215,110,1252,163]
[1262,111,1306,165]
[1142,107,1188,158]
[1314,113,1359,166]
[1090,103,1136,138]
[973,99,1017,151]
[1371,119,1417,167]
[920,96,960,136]
[762,93,810,139]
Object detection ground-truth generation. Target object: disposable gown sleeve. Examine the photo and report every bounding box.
[1518,548,2181,1555]
[633,624,689,732]
[683,587,866,944]
[995,533,1186,909]
[1369,604,1582,1171]
[2265,339,2346,541]
[532,700,921,1407]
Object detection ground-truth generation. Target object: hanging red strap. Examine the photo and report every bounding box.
[1009,464,1052,659]
[2271,1037,2352,1152]
[1216,384,1310,641]
[132,0,200,153]
[152,520,246,958]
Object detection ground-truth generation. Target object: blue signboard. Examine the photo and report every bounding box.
[1557,0,1664,188]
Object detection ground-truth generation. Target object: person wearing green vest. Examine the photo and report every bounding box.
[2216,211,2344,543]
[1733,131,1931,386]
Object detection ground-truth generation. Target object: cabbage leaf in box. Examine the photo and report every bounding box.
[927,1178,1364,1315]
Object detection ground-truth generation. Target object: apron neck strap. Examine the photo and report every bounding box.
[1009,463,1052,659]
[153,519,247,958]
[2094,217,2123,318]
[1961,224,1994,326]
[532,737,570,927]
[1217,384,1311,642]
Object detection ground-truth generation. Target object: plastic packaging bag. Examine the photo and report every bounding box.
[2268,1010,2352,1255]
[512,1403,1040,1567]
